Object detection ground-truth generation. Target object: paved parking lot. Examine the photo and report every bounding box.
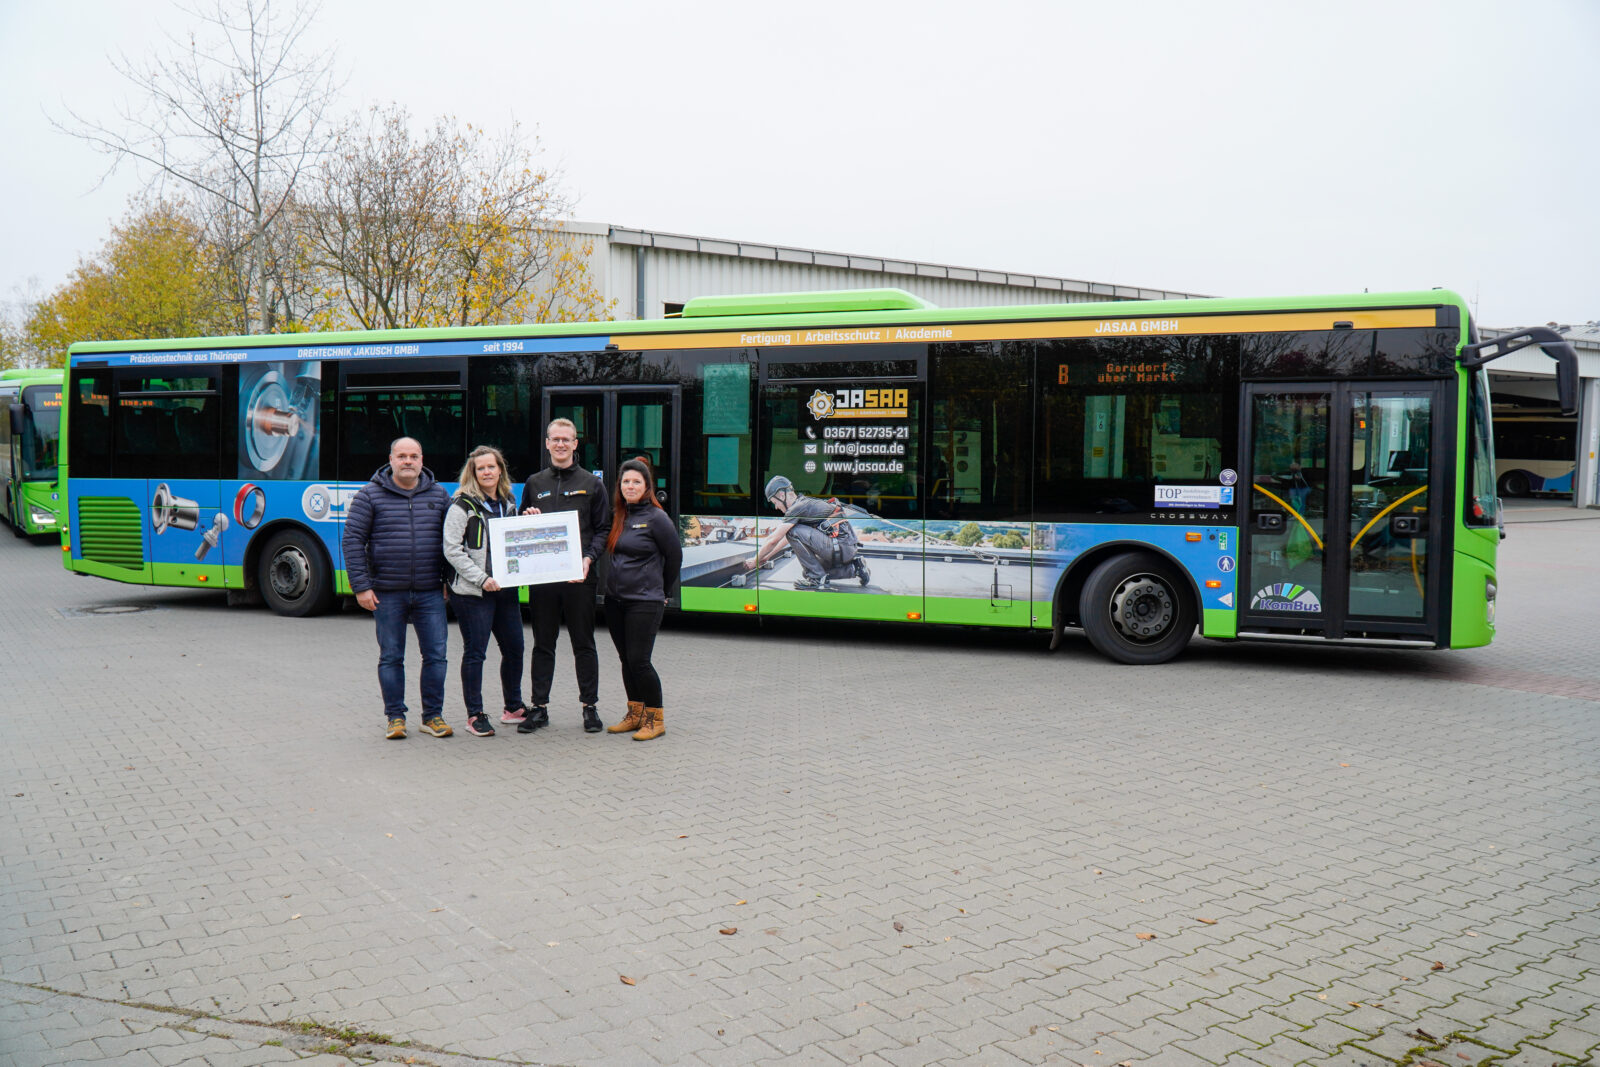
[3,508,1598,1067]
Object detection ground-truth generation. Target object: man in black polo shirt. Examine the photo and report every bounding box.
[518,418,610,733]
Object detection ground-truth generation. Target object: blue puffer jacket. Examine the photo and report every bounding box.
[342,465,451,593]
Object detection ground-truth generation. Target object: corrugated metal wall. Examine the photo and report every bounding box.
[587,226,1205,321]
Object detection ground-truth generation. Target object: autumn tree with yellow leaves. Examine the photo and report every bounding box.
[23,201,231,366]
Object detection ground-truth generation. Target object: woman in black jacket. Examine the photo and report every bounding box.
[602,457,682,741]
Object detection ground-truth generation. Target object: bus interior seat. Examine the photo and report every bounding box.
[172,407,208,454]
[120,408,159,453]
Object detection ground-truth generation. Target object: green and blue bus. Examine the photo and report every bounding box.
[1,368,65,537]
[60,288,1577,663]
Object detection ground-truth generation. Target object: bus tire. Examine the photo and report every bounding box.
[1079,552,1195,665]
[259,529,335,617]
[1497,470,1531,498]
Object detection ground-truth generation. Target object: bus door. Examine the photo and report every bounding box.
[1240,382,1444,643]
[756,356,923,623]
[541,386,681,597]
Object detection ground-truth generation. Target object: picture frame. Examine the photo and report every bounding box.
[486,511,584,587]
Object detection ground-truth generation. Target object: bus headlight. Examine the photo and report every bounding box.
[29,505,56,527]
[1485,577,1497,626]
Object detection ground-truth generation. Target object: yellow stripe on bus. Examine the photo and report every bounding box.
[620,309,1438,351]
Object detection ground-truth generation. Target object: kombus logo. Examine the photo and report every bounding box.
[1251,582,1322,612]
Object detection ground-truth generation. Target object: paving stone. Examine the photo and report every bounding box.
[4,515,1600,1065]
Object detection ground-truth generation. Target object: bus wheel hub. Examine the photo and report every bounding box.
[269,548,310,599]
[1112,577,1173,640]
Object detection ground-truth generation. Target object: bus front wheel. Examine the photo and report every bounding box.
[1079,552,1195,665]
[259,529,335,617]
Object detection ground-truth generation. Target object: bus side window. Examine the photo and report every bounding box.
[70,372,114,477]
[112,373,221,480]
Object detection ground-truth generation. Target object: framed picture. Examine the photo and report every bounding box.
[487,511,584,587]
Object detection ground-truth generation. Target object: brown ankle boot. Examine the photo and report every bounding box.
[608,701,644,734]
[633,706,664,741]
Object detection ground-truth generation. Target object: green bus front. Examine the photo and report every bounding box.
[2,370,65,537]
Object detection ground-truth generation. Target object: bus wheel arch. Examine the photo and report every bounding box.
[251,522,336,617]
[1056,544,1199,665]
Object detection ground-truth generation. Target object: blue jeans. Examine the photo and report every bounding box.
[372,588,447,719]
[454,586,525,717]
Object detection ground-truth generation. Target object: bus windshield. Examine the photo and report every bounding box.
[21,384,62,480]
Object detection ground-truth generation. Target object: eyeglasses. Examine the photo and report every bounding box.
[547,437,576,445]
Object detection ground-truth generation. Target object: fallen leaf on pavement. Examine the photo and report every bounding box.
[1431,961,1445,970]
[719,927,737,935]
[619,975,636,986]
[1136,932,1156,941]
[1197,917,1218,925]
[893,922,905,933]
[735,900,746,905]
[290,914,301,920]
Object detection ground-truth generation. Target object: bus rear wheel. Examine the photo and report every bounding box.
[1497,470,1531,498]
[259,529,335,617]
[1079,552,1195,664]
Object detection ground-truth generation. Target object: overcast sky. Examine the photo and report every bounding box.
[2,0,1595,330]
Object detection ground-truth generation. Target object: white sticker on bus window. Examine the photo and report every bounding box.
[1154,485,1225,508]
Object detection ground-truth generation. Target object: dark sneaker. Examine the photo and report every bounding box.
[385,718,406,740]
[500,706,528,725]
[517,705,549,734]
[420,716,453,738]
[854,558,871,586]
[793,576,821,590]
[465,714,495,737]
[582,704,603,733]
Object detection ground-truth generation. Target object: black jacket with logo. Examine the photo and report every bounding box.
[605,502,682,602]
[520,463,610,579]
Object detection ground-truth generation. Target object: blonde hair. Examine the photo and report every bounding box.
[455,445,514,503]
[546,417,578,439]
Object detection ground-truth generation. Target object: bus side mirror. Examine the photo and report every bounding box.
[1554,344,1580,416]
[7,403,23,436]
[1460,327,1580,415]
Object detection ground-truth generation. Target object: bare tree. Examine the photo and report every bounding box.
[302,107,613,330]
[58,0,340,333]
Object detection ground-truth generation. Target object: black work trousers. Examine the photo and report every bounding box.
[529,578,599,707]
[605,596,665,708]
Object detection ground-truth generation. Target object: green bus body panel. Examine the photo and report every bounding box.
[149,561,230,588]
[15,482,63,535]
[1450,550,1495,649]
[1201,607,1237,640]
[681,288,935,317]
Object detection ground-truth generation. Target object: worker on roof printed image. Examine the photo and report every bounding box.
[743,475,872,591]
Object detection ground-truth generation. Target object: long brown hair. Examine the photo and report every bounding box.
[606,456,663,552]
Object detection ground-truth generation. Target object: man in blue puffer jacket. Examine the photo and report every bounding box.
[342,437,453,740]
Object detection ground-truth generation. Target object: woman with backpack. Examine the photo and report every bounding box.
[444,444,530,737]
[602,456,682,741]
